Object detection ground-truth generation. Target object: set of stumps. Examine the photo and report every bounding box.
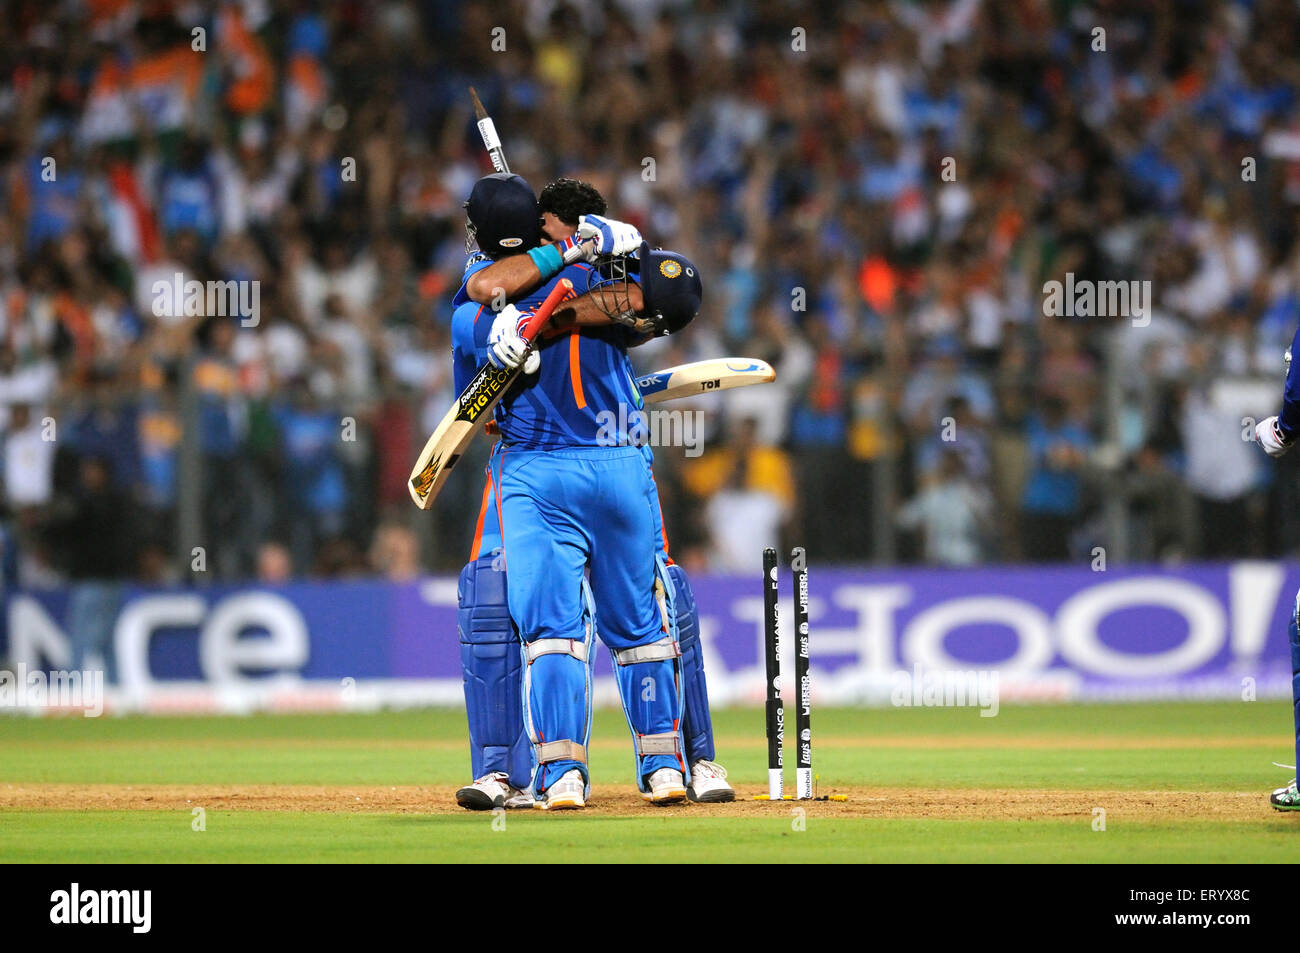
[755,546,845,803]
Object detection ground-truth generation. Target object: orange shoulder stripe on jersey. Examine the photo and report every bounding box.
[568,332,587,409]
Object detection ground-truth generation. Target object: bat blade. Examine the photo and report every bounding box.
[406,362,516,508]
[408,279,572,509]
[636,358,776,404]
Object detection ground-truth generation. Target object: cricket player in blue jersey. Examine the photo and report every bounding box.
[449,173,712,809]
[453,177,731,810]
[1254,335,1300,810]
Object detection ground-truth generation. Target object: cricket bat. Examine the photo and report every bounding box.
[469,86,509,175]
[407,279,572,509]
[635,358,775,403]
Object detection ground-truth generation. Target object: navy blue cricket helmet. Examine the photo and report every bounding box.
[464,173,540,258]
[636,242,702,335]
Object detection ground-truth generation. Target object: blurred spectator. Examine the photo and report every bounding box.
[0,0,1297,577]
[685,417,795,571]
[313,536,368,578]
[370,521,421,582]
[789,318,854,559]
[896,450,991,567]
[48,457,136,681]
[274,384,347,573]
[915,396,990,486]
[1125,442,1196,562]
[1181,381,1265,558]
[1019,396,1092,562]
[256,540,294,585]
[3,404,54,508]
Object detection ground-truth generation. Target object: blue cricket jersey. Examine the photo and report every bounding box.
[449,257,648,451]
[1280,317,1300,438]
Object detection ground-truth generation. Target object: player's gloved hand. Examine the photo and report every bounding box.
[487,305,540,374]
[1255,415,1294,458]
[557,232,596,265]
[578,214,642,257]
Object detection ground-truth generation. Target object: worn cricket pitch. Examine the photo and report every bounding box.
[1,703,1296,862]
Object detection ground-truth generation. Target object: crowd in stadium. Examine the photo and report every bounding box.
[3,0,1300,584]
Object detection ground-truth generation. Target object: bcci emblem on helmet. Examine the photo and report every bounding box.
[586,241,703,337]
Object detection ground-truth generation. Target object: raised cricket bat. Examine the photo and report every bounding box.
[469,86,509,175]
[407,279,572,509]
[635,358,775,403]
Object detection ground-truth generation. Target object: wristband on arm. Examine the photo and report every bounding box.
[527,243,564,279]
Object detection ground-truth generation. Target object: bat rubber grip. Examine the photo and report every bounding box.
[477,117,502,150]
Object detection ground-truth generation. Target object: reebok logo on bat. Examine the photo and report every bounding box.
[457,369,510,423]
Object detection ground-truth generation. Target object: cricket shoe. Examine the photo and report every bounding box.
[455,772,533,811]
[539,769,586,810]
[503,788,536,809]
[686,760,735,803]
[643,768,687,805]
[1270,763,1299,811]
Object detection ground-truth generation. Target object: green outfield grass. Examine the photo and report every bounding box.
[1,701,1296,862]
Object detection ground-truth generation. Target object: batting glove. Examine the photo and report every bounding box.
[557,233,596,265]
[578,214,642,257]
[1255,415,1294,458]
[487,305,540,374]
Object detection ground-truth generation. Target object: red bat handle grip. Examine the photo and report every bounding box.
[520,278,572,343]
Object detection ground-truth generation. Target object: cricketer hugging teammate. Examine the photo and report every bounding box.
[440,171,737,811]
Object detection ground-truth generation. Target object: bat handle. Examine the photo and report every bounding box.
[520,278,572,343]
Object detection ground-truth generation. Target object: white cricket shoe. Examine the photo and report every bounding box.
[503,787,536,809]
[686,759,735,803]
[455,772,534,811]
[540,768,586,810]
[643,767,687,805]
[1271,762,1299,812]
[1271,778,1299,811]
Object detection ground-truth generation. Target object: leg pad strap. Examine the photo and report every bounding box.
[611,636,681,666]
[536,740,587,765]
[634,732,682,758]
[526,638,590,663]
